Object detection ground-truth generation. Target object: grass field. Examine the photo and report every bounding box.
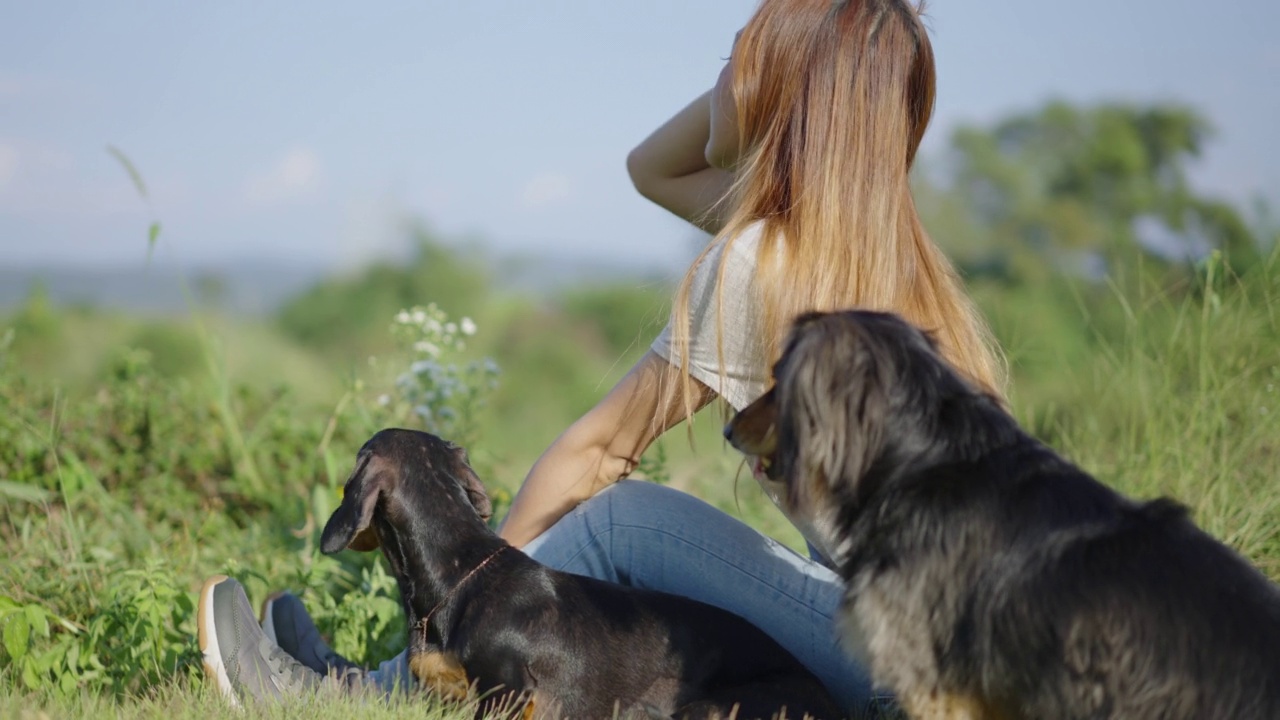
[2,246,1277,719]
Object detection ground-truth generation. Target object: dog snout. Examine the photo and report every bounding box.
[726,390,778,458]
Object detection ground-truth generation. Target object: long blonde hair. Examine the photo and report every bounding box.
[666,0,1007,424]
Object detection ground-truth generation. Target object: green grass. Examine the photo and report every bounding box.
[1,679,483,720]
[992,251,1280,575]
[2,248,1278,717]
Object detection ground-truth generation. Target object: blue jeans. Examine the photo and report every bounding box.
[367,480,879,715]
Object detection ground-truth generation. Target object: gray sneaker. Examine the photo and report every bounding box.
[198,575,326,706]
[260,591,362,677]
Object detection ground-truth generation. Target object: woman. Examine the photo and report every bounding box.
[198,0,1006,715]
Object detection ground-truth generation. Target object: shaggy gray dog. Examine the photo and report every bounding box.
[727,310,1280,720]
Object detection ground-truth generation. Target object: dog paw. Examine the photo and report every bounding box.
[409,649,471,702]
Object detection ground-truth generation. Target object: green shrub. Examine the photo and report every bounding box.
[0,301,501,701]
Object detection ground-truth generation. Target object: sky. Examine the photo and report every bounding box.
[1,1,1277,273]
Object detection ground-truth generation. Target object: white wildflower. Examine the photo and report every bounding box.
[445,322,458,336]
[411,309,427,325]
[414,341,441,358]
[395,310,411,324]
[376,394,391,407]
[460,317,477,336]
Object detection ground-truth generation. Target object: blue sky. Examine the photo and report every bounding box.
[2,1,1277,272]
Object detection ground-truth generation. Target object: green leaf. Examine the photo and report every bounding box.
[87,546,117,563]
[4,613,31,660]
[67,640,80,671]
[57,450,106,503]
[0,480,53,505]
[59,667,76,695]
[175,593,194,618]
[311,483,333,530]
[372,596,400,621]
[37,641,66,677]
[24,604,50,639]
[147,221,162,262]
[52,614,81,634]
[106,145,149,200]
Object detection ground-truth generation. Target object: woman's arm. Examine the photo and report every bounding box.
[498,351,714,548]
[626,90,735,235]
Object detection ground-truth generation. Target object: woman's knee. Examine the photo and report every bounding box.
[524,481,698,579]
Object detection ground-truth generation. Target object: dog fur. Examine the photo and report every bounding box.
[725,309,1280,720]
[320,428,843,720]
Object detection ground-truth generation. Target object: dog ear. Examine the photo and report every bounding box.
[320,453,391,554]
[448,445,493,522]
[459,466,493,522]
[781,315,888,508]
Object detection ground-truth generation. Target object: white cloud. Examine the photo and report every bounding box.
[517,172,571,210]
[0,144,18,190]
[243,147,323,206]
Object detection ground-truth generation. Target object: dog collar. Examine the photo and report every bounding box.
[418,545,511,638]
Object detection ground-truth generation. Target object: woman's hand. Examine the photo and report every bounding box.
[626,90,735,235]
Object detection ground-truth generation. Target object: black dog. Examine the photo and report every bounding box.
[320,429,843,720]
[726,310,1280,719]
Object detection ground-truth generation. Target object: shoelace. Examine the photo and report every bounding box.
[261,636,318,691]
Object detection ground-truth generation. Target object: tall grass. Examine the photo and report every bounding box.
[1,248,1277,717]
[1039,252,1279,574]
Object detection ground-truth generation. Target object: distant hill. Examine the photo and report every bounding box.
[0,252,676,317]
[0,261,329,317]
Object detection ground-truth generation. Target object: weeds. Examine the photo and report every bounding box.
[1,247,1277,716]
[0,303,497,703]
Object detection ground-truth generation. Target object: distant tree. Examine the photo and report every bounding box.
[918,101,1266,279]
[3,283,66,371]
[277,223,490,357]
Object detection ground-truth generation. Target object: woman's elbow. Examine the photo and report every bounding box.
[589,434,643,490]
[557,420,640,492]
[626,147,657,200]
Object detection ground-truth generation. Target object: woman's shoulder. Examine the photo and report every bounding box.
[725,219,767,252]
[705,220,767,272]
